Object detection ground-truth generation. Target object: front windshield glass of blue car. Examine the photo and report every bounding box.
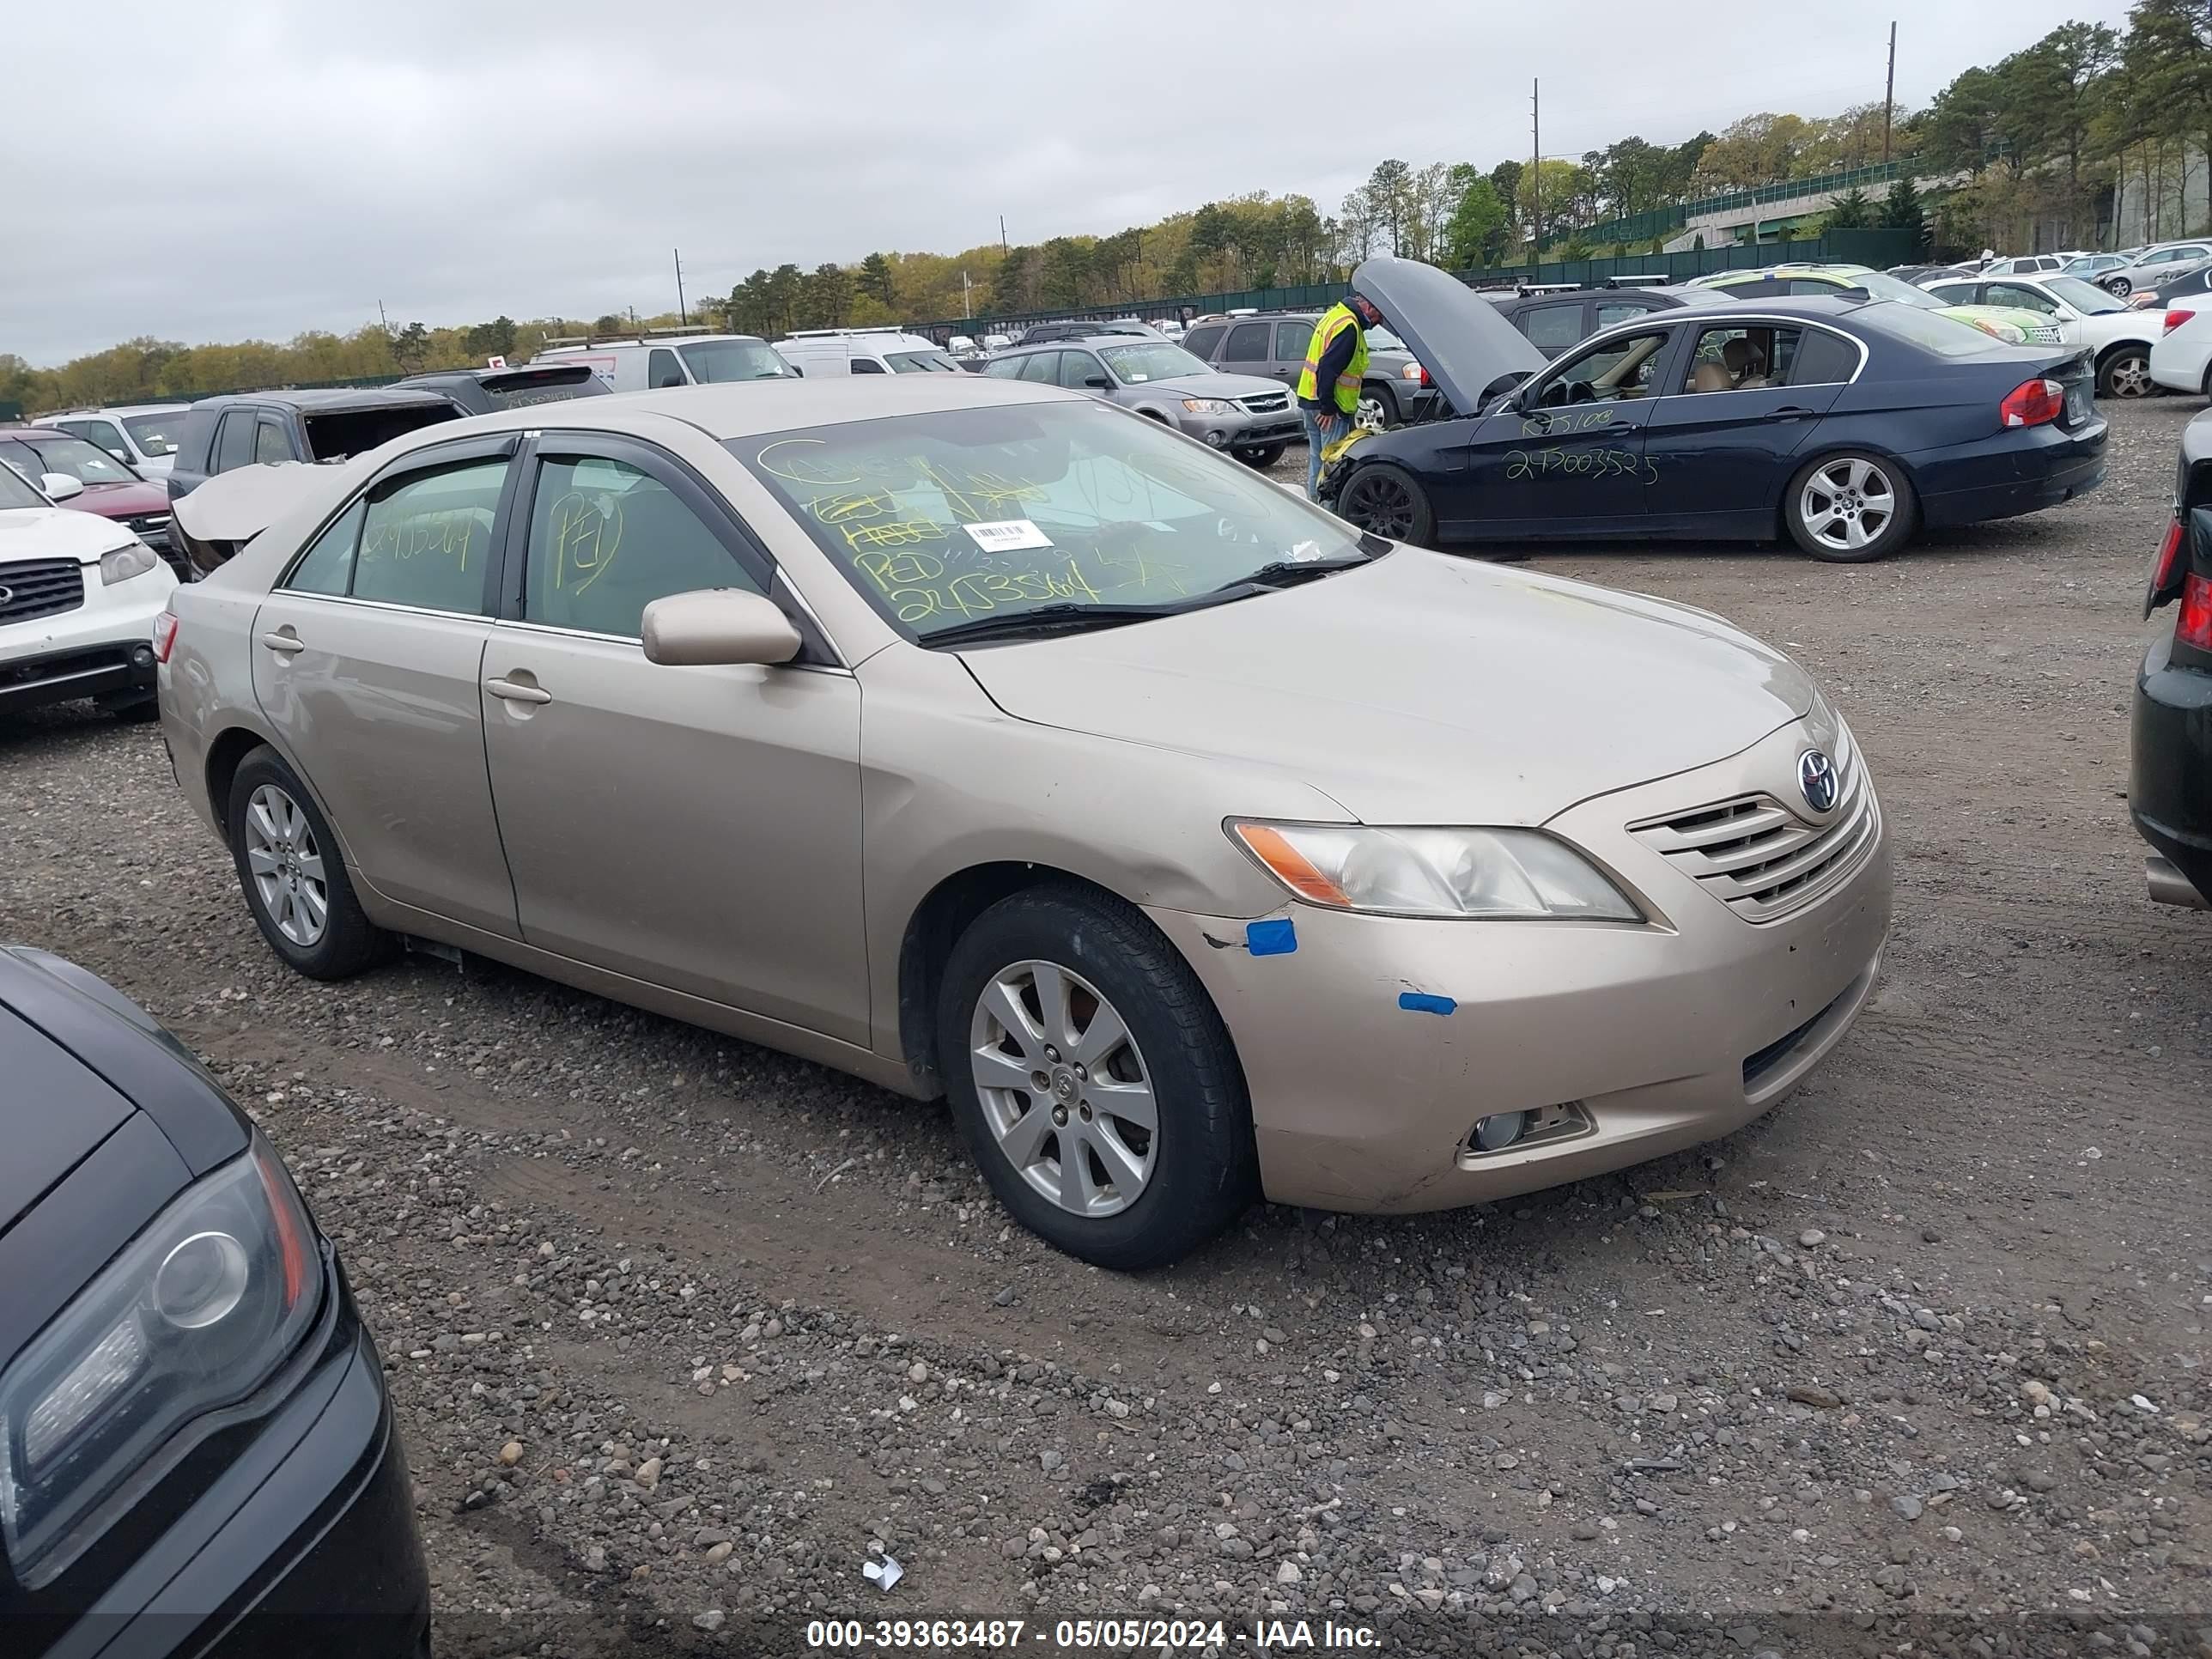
[733,401,1370,640]
[1097,343,1212,383]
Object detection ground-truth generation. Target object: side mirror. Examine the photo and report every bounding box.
[41,472,84,501]
[1085,375,1110,389]
[641,587,802,668]
[789,364,805,377]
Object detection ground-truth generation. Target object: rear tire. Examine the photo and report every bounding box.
[1335,461,1436,546]
[2099,347,2154,399]
[2104,276,2133,298]
[1355,384,1398,433]
[226,746,395,980]
[1232,443,1286,468]
[936,885,1255,1271]
[1784,451,1917,563]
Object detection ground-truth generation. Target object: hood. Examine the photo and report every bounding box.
[170,461,330,545]
[0,504,136,564]
[957,549,1814,825]
[1138,372,1285,400]
[64,479,171,518]
[1352,256,1547,415]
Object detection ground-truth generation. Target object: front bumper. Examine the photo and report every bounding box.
[30,1264,431,1659]
[1911,418,2109,528]
[1174,406,1304,452]
[2130,630,2212,906]
[1147,721,1893,1213]
[0,563,174,714]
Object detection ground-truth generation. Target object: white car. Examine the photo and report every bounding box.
[34,403,193,479]
[1920,272,2165,399]
[0,461,177,720]
[2150,301,2212,397]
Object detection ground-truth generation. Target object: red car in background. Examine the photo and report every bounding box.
[0,427,179,576]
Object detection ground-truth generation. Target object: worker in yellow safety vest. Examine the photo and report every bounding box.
[1296,291,1386,500]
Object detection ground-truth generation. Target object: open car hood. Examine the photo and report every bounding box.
[169,463,330,546]
[1352,256,1548,416]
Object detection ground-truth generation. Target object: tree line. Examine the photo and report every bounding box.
[9,3,2208,414]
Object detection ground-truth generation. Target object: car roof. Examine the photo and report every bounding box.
[45,403,190,417]
[188,387,455,412]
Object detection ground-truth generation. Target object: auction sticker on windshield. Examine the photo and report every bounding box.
[964,518,1054,552]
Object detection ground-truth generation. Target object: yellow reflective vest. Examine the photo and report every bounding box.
[1296,302,1369,415]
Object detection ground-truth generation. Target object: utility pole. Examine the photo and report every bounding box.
[1530,78,1542,260]
[376,300,390,336]
[961,270,972,318]
[1000,216,1008,256]
[673,249,689,326]
[1882,22,1897,166]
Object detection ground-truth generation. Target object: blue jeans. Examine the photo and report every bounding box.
[1302,404,1348,500]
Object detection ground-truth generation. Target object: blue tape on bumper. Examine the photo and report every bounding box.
[1245,919,1297,957]
[1398,992,1456,1016]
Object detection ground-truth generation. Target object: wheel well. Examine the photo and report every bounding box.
[897,862,1121,1097]
[1136,408,1170,423]
[2094,338,2148,368]
[204,726,273,827]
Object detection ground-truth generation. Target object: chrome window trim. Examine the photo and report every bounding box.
[1559,311,1870,392]
[489,615,856,678]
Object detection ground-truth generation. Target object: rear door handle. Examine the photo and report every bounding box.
[483,677,552,705]
[1771,405,1817,421]
[259,629,302,654]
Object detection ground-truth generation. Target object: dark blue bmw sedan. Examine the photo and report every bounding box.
[0,948,428,1657]
[1322,256,2108,563]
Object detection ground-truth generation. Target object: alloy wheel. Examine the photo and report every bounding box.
[1340,469,1417,539]
[2106,353,2152,398]
[969,960,1158,1218]
[1354,395,1389,434]
[243,783,329,947]
[1799,458,1896,555]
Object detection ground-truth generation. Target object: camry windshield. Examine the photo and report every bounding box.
[24,434,138,483]
[121,413,185,453]
[1097,343,1212,383]
[734,402,1370,641]
[0,458,46,509]
[2046,276,2126,313]
[679,340,794,381]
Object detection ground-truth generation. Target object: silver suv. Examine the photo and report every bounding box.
[1177,312,1440,430]
[981,336,1302,466]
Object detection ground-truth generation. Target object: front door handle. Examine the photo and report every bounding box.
[259,629,302,654]
[483,677,552,705]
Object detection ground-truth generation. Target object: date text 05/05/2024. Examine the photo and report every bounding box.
[804,1617,1380,1650]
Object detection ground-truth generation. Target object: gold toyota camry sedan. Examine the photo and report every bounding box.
[156,374,1889,1268]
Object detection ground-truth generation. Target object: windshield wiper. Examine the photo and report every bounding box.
[924,602,1193,647]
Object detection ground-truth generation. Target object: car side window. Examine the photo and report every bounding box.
[1519,302,1586,356]
[1990,283,2058,314]
[981,356,1024,379]
[254,419,291,464]
[1223,322,1271,363]
[72,419,129,458]
[283,501,368,596]
[1925,282,1976,304]
[1017,352,1060,384]
[1534,329,1672,406]
[1056,351,1104,389]
[523,454,763,639]
[849,356,887,374]
[1274,320,1313,362]
[1682,325,1800,392]
[1181,325,1225,361]
[1595,301,1651,331]
[214,411,258,473]
[351,458,507,614]
[1790,329,1860,386]
[647,348,687,389]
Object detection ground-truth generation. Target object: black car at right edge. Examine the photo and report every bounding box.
[2132,413,2212,914]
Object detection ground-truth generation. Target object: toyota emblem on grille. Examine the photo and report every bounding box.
[1797,750,1839,814]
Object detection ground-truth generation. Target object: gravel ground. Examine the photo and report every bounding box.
[3,398,2209,1658]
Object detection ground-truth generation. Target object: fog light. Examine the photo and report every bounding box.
[1204,430,1228,447]
[1473,1112,1531,1152]
[130,644,155,669]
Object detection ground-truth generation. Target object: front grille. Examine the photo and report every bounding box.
[2027,323,2064,343]
[0,558,86,624]
[1238,391,1291,414]
[126,514,172,543]
[1632,730,1878,923]
[1742,980,1856,1090]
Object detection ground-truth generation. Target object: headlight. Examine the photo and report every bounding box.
[1974,318,2027,344]
[1230,821,1641,921]
[99,544,158,585]
[1181,398,1236,415]
[0,1135,319,1586]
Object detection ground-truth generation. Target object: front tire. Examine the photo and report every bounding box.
[1784,451,1917,562]
[936,886,1255,1270]
[1355,384,1398,433]
[226,745,395,980]
[2104,276,2133,298]
[2099,347,2153,399]
[1335,461,1436,545]
[1232,443,1286,468]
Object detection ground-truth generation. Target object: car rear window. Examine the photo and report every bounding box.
[476,366,607,409]
[301,404,462,463]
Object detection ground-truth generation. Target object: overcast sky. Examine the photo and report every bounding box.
[3,0,2132,365]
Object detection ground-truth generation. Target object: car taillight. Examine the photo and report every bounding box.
[2150,515,2186,605]
[2180,573,2212,651]
[2165,308,2195,333]
[151,609,179,664]
[1999,377,2065,428]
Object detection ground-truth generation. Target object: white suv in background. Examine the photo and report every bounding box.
[35,404,193,478]
[0,460,176,720]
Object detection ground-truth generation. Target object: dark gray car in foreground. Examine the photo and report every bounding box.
[0,948,428,1656]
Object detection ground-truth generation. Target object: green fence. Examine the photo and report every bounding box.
[913,229,1918,341]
